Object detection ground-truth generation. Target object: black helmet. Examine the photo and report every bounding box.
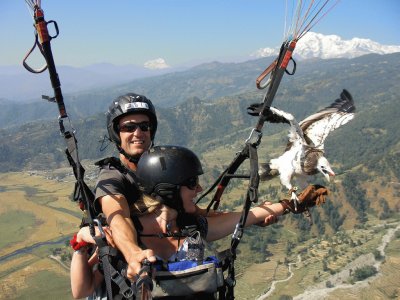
[136,145,203,210]
[106,93,158,145]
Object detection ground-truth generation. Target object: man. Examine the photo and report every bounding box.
[94,93,158,280]
[94,92,220,281]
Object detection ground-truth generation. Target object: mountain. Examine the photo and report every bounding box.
[2,32,399,103]
[0,63,180,102]
[253,32,400,60]
[1,52,399,173]
[1,52,399,130]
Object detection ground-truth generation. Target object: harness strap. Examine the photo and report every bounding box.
[135,261,154,299]
[230,145,259,251]
[64,130,98,236]
[96,237,134,300]
[198,145,250,212]
[139,224,198,239]
[216,249,235,300]
[254,40,297,132]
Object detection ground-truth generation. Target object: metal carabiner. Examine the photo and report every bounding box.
[93,218,106,238]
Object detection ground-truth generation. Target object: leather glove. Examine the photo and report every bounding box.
[280,184,328,214]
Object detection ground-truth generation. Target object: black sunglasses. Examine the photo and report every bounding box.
[182,176,199,190]
[119,122,151,133]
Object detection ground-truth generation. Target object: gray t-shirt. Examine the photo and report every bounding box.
[94,158,141,213]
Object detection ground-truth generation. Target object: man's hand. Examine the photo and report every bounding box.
[126,249,156,281]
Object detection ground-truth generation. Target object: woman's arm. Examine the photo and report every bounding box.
[70,227,101,299]
[205,184,329,242]
[205,201,285,242]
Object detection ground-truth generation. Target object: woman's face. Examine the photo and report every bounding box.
[180,178,203,214]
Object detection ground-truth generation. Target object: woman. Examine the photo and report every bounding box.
[70,145,327,299]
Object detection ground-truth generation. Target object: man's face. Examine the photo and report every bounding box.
[118,114,152,158]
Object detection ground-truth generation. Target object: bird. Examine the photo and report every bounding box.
[247,89,355,206]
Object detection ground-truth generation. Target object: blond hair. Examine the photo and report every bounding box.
[130,193,161,216]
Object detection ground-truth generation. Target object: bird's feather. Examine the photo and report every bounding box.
[300,89,355,149]
[254,89,356,194]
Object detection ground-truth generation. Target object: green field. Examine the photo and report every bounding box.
[0,170,399,300]
[0,172,80,300]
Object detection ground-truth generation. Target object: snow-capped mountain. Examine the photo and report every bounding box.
[253,32,400,60]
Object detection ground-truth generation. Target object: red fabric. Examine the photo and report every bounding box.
[69,233,89,251]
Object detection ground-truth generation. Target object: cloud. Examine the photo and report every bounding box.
[251,47,278,58]
[143,58,170,69]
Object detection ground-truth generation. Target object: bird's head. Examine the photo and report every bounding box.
[317,156,335,182]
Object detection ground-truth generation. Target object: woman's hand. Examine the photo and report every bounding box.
[76,226,95,244]
[76,225,116,247]
[256,213,279,227]
[254,201,279,227]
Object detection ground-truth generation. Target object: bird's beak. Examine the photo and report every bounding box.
[323,170,335,182]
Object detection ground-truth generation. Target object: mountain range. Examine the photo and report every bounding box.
[1,37,399,300]
[252,32,400,60]
[1,52,399,173]
[1,32,399,102]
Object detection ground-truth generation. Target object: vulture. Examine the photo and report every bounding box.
[248,89,355,206]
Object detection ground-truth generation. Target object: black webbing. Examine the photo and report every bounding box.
[96,237,134,300]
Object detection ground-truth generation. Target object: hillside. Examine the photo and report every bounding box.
[1,53,400,173]
[1,53,399,129]
[0,52,399,299]
[1,50,399,232]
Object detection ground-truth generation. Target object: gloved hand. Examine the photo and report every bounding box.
[280,184,328,214]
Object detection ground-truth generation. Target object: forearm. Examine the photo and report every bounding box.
[109,214,142,260]
[100,194,156,279]
[248,202,285,221]
[206,202,285,242]
[100,194,142,261]
[70,251,95,299]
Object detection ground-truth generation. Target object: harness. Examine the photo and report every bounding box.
[132,215,226,300]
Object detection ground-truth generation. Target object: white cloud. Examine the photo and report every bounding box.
[143,58,170,69]
[251,47,278,58]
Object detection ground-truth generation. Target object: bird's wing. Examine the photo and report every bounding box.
[267,107,306,146]
[300,89,355,149]
[247,104,306,146]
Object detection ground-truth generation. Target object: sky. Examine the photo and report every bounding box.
[1,0,400,68]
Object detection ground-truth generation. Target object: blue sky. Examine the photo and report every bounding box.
[2,0,399,67]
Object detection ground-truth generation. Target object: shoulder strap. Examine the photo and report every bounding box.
[95,156,129,174]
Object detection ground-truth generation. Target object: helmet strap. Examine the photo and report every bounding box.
[116,141,153,164]
[153,184,184,213]
[117,145,140,164]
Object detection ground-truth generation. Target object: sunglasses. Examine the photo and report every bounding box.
[119,122,152,133]
[182,176,200,190]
